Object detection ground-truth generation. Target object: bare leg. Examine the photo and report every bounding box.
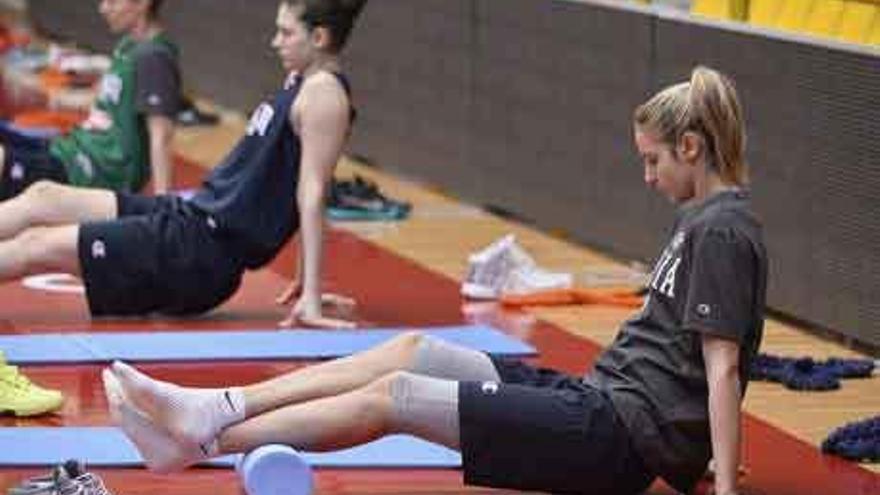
[0,181,117,240]
[242,331,430,415]
[0,225,81,279]
[218,373,401,454]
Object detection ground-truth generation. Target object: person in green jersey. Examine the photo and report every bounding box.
[0,0,181,198]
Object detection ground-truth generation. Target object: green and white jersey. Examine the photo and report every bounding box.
[50,33,181,192]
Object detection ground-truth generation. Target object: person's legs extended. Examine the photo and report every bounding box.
[0,225,81,279]
[111,368,655,494]
[107,369,460,473]
[109,332,500,450]
[0,181,116,240]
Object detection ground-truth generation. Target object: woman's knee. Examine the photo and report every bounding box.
[370,371,461,447]
[19,181,66,217]
[382,330,426,363]
[16,226,80,273]
[350,371,415,436]
[365,370,413,399]
[20,180,116,224]
[23,180,65,202]
[14,228,50,272]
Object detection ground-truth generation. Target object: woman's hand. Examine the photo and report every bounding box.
[276,280,357,328]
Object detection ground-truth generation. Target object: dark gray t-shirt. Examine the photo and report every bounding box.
[584,189,767,493]
[133,43,182,118]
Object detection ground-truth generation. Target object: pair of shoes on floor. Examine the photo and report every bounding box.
[0,351,64,416]
[7,459,114,495]
[821,415,880,463]
[750,353,875,391]
[326,175,411,221]
[461,234,573,300]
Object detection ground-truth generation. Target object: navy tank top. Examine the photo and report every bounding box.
[189,73,352,269]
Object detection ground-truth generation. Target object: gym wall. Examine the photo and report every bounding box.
[28,0,880,348]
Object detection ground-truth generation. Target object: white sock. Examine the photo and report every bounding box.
[110,361,246,447]
[104,368,218,473]
[117,400,212,473]
[102,368,124,423]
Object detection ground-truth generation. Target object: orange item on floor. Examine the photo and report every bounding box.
[12,109,85,133]
[38,67,73,90]
[500,288,644,309]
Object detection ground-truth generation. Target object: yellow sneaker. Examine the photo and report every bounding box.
[0,352,64,416]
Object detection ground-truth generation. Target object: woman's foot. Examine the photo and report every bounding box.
[108,361,245,447]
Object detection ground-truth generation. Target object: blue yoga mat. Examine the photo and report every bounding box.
[0,428,462,468]
[0,325,535,364]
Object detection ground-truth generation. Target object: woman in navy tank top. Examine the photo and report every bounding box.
[0,0,365,326]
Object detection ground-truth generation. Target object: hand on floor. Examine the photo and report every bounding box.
[276,280,356,311]
[277,288,357,329]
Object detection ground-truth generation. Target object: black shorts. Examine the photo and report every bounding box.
[458,358,654,495]
[0,122,68,201]
[79,193,244,316]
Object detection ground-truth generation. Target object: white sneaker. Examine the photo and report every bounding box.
[462,235,520,299]
[462,235,571,299]
[504,266,574,296]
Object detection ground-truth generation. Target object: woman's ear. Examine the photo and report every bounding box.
[310,25,333,50]
[677,131,704,164]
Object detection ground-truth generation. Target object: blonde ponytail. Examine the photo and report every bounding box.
[634,66,748,185]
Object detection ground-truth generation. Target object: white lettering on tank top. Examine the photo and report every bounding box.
[98,73,123,105]
[75,153,95,178]
[246,103,275,137]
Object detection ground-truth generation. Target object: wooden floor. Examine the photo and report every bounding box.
[0,58,877,495]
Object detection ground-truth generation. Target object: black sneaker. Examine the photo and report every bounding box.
[327,175,411,221]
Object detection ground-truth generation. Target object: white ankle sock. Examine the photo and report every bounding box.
[110,361,246,446]
[117,400,210,473]
[102,368,124,423]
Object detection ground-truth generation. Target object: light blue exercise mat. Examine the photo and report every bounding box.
[0,428,462,468]
[0,325,535,364]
